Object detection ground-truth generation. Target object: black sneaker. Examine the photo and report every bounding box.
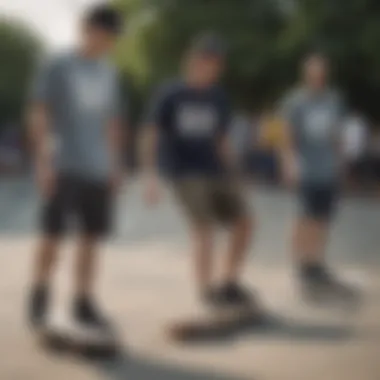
[302,268,359,304]
[204,283,254,309]
[222,283,255,307]
[28,286,49,328]
[73,297,111,331]
[202,288,222,307]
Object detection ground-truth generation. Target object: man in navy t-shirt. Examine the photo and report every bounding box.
[149,80,230,178]
[143,34,257,308]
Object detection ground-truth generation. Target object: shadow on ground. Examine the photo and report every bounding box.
[162,313,355,345]
[246,315,353,340]
[92,315,355,380]
[98,354,247,380]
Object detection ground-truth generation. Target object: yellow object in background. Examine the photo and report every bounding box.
[260,115,286,150]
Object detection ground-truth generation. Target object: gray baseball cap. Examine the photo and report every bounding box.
[189,33,227,58]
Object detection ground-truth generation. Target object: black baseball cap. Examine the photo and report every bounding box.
[189,33,227,59]
[84,3,124,35]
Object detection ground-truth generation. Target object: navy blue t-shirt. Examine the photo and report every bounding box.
[148,80,231,178]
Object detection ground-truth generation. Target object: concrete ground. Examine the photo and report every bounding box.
[0,178,379,380]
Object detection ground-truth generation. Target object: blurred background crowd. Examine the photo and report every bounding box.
[1,0,380,193]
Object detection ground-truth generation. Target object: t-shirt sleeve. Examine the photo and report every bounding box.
[333,93,348,144]
[146,84,173,129]
[336,93,347,121]
[110,71,124,120]
[29,58,60,104]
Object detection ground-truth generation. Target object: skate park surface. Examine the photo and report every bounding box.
[0,178,379,380]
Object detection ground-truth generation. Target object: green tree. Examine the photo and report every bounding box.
[115,0,380,121]
[115,0,285,111]
[0,19,43,132]
[281,0,380,121]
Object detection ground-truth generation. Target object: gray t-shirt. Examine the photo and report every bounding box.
[229,114,252,162]
[31,51,122,180]
[281,87,345,184]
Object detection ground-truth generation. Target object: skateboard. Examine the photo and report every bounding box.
[35,318,120,358]
[168,304,265,342]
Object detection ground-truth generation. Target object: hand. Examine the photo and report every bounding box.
[110,169,124,194]
[144,174,161,206]
[36,162,56,198]
[282,160,299,189]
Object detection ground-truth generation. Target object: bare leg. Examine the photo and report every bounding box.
[292,217,357,302]
[29,236,61,326]
[191,224,214,295]
[73,235,113,328]
[33,236,61,287]
[74,235,99,299]
[293,217,329,266]
[224,216,253,284]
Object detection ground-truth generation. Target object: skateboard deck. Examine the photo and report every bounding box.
[168,304,265,341]
[35,317,120,358]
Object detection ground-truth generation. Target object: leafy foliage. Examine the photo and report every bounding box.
[0,19,42,130]
[115,0,380,122]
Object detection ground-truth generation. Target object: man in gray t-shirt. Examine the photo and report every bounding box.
[280,53,356,302]
[32,52,121,180]
[27,4,124,332]
[282,87,344,184]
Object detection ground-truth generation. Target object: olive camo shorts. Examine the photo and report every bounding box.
[173,177,248,225]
